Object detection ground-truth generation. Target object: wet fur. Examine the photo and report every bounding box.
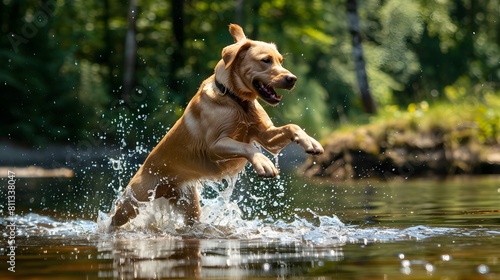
[108,24,324,231]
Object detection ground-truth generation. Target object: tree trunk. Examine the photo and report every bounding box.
[170,0,186,105]
[122,0,137,106]
[103,0,113,89]
[346,0,376,114]
[235,0,245,26]
[250,0,262,39]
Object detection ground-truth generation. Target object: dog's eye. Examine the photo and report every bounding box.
[261,58,271,64]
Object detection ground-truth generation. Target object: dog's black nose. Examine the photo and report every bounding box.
[285,74,297,85]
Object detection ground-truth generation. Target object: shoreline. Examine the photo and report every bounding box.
[0,166,74,178]
[0,140,307,178]
[302,126,500,181]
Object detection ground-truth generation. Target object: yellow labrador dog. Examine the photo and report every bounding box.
[108,24,324,230]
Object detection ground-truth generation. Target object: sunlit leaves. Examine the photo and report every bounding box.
[1,0,499,145]
[420,0,457,52]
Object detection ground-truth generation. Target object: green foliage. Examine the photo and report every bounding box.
[475,104,500,145]
[363,86,500,147]
[1,0,499,147]
[0,1,81,145]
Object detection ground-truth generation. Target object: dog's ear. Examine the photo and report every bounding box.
[228,24,246,42]
[222,41,251,69]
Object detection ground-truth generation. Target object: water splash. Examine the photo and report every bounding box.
[0,213,97,238]
[3,209,484,246]
[73,170,468,245]
[3,164,497,244]
[22,97,495,245]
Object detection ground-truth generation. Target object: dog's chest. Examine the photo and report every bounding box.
[228,109,261,143]
[231,120,252,142]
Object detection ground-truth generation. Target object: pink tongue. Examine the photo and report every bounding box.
[262,85,275,97]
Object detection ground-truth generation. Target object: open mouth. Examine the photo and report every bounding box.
[253,80,282,105]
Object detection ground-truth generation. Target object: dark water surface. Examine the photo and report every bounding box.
[1,172,499,279]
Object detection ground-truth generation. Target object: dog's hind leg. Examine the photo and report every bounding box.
[108,172,159,230]
[157,183,201,226]
[109,194,138,229]
[177,184,201,226]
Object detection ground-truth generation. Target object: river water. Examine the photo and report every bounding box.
[1,169,499,279]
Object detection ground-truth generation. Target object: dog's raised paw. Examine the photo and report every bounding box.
[250,153,279,178]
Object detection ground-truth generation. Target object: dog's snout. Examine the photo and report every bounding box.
[285,74,297,86]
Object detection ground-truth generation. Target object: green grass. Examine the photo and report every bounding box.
[332,91,500,147]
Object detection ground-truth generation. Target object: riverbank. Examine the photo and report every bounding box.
[0,139,306,178]
[302,101,500,181]
[0,140,121,177]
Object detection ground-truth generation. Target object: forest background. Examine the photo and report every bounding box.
[1,0,499,160]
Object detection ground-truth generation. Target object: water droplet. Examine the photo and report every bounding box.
[262,263,270,271]
[441,254,451,261]
[477,264,489,274]
[401,266,411,275]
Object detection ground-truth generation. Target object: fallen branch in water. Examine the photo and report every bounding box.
[0,166,74,178]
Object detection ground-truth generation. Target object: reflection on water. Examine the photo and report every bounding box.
[97,237,347,279]
[94,236,344,279]
[0,174,499,279]
[2,224,500,279]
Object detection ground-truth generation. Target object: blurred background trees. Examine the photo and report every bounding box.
[1,0,499,148]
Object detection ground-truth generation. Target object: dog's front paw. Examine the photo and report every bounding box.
[293,133,324,155]
[249,153,279,178]
[304,136,324,155]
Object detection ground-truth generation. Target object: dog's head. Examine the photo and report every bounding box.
[215,24,297,106]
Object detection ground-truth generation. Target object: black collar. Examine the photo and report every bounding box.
[214,79,249,110]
